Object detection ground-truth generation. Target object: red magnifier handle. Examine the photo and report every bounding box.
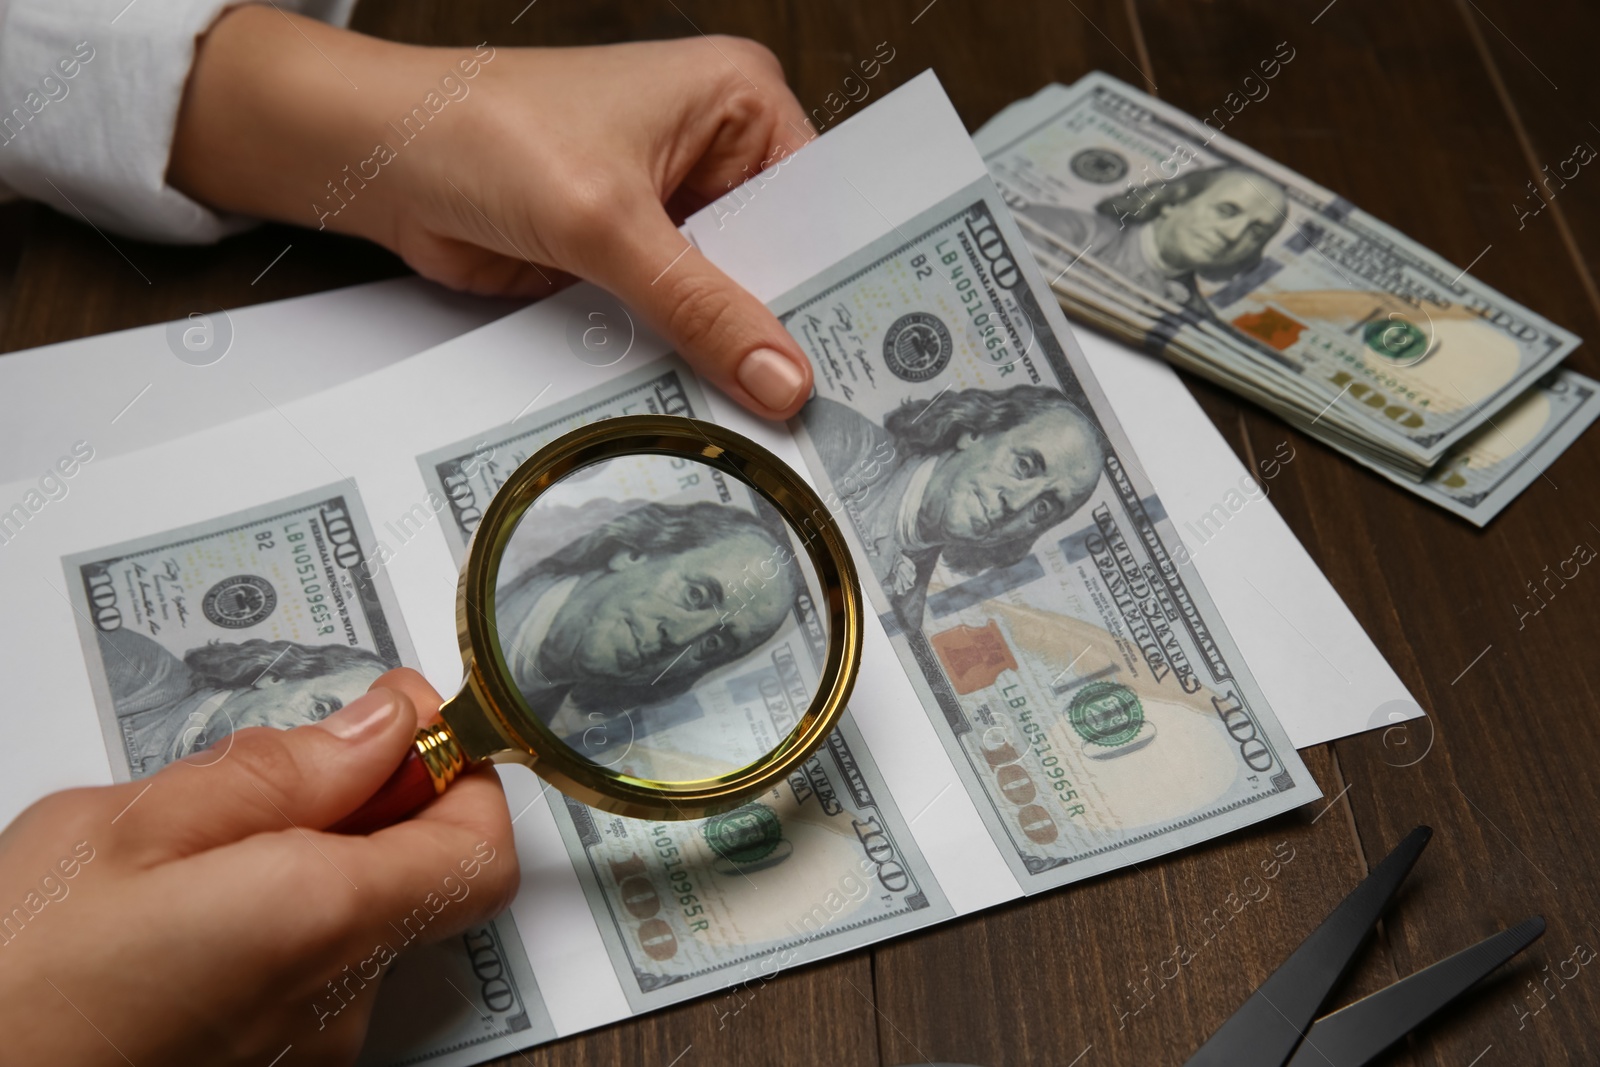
[330,723,476,835]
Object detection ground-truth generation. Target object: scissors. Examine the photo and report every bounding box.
[1186,825,1544,1067]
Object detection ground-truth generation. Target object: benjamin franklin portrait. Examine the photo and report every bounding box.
[805,384,1107,628]
[493,499,802,738]
[1017,163,1288,319]
[98,631,390,777]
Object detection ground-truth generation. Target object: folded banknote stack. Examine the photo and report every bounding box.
[975,73,1600,525]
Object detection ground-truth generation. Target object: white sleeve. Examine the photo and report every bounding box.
[0,0,357,244]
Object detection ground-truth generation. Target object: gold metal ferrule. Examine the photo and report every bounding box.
[415,722,468,794]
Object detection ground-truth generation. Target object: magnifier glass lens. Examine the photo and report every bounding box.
[491,452,831,785]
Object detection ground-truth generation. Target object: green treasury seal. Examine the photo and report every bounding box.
[701,803,793,875]
[1068,681,1144,747]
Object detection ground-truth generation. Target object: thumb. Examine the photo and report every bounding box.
[116,687,419,860]
[588,205,813,419]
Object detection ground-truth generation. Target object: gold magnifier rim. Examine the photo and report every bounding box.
[454,414,863,821]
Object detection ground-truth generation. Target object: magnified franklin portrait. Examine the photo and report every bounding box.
[494,498,804,735]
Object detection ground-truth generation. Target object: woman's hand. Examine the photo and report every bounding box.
[0,669,517,1066]
[170,9,816,419]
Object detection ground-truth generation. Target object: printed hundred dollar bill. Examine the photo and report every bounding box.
[980,74,1582,471]
[421,357,950,1011]
[64,484,415,779]
[777,178,1318,889]
[61,485,555,1064]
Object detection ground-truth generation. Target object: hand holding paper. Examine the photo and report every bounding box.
[170,10,815,418]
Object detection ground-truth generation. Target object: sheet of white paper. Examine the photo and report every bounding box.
[0,277,518,485]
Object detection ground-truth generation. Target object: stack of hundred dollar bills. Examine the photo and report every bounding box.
[975,73,1600,525]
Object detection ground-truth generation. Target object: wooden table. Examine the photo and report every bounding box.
[4,2,1597,1064]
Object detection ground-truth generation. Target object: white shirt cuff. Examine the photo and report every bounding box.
[0,0,357,244]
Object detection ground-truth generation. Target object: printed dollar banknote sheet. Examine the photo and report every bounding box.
[0,73,1380,1064]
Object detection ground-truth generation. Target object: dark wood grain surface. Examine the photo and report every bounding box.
[5,2,1597,1064]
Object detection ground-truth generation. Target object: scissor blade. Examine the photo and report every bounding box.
[1183,826,1432,1067]
[1284,916,1545,1067]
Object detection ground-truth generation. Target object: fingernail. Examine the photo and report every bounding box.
[736,347,806,412]
[314,689,399,741]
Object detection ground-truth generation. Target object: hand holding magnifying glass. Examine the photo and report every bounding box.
[333,416,864,832]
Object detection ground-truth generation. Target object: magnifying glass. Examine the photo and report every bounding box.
[333,416,863,831]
